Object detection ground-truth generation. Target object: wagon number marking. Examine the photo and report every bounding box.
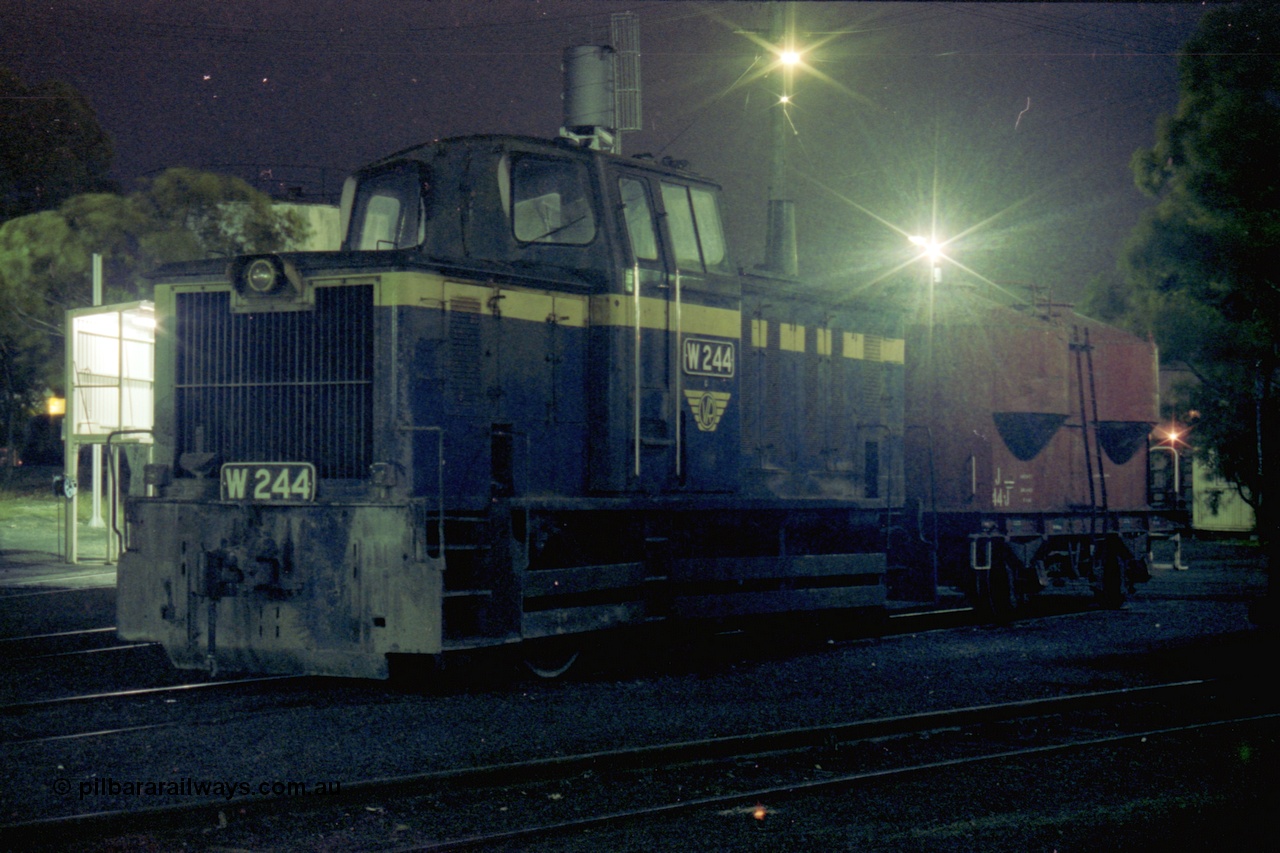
[220,463,316,502]
[683,337,735,378]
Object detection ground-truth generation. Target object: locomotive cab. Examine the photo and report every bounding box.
[337,136,736,296]
[334,136,744,498]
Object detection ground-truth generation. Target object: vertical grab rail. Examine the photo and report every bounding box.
[1072,327,1098,533]
[633,262,642,478]
[105,429,154,561]
[399,426,445,560]
[673,267,683,478]
[1083,327,1109,516]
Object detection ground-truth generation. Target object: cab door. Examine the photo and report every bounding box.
[654,179,739,493]
[616,172,678,492]
[591,168,739,495]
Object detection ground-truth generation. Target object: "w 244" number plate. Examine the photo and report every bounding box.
[220,463,316,502]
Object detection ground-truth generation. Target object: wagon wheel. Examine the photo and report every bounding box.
[1095,535,1127,610]
[976,551,1019,621]
[522,640,581,679]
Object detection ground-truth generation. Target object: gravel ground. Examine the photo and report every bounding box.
[1,539,1272,850]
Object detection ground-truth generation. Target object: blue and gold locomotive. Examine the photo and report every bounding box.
[117,135,905,678]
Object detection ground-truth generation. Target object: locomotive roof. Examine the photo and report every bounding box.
[362,133,721,186]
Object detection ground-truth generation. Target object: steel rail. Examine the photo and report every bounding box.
[0,675,300,715]
[6,721,184,747]
[0,584,116,599]
[0,627,116,644]
[0,678,1236,846]
[14,642,156,662]
[407,711,1280,852]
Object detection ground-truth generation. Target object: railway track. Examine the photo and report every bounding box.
[4,678,1274,851]
[1,549,1266,850]
[0,627,144,662]
[0,676,318,747]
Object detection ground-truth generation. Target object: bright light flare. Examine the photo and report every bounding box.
[909,234,945,262]
[704,6,877,110]
[791,158,1045,306]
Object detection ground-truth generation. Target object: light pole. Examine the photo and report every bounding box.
[1149,424,1188,570]
[763,3,801,276]
[909,235,943,283]
[909,234,944,362]
[908,234,948,597]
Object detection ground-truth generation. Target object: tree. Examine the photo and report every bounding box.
[0,170,310,469]
[0,68,117,223]
[1105,2,1279,619]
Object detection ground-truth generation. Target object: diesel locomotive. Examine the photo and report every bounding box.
[115,133,1160,680]
[116,135,905,678]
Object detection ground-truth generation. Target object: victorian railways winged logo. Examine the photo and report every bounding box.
[683,390,731,432]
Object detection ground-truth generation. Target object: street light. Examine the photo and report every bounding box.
[909,235,944,283]
[1150,424,1185,507]
[910,233,946,369]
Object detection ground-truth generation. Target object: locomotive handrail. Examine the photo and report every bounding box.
[398,425,446,560]
[105,429,154,562]
[674,267,683,478]
[633,261,642,478]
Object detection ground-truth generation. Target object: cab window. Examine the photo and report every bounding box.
[619,177,658,261]
[660,181,730,273]
[690,186,728,271]
[349,162,426,250]
[510,157,597,245]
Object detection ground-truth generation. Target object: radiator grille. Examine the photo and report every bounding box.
[174,286,374,479]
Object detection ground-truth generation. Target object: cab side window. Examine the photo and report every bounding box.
[510,157,597,245]
[350,162,426,250]
[660,182,731,273]
[619,177,658,261]
[690,186,728,271]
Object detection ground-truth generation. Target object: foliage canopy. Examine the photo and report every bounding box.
[0,168,310,402]
[0,68,117,223]
[1091,2,1279,534]
[0,70,311,464]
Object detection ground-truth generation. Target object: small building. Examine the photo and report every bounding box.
[276,202,341,251]
[1191,455,1256,534]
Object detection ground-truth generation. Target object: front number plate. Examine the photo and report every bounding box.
[220,462,316,502]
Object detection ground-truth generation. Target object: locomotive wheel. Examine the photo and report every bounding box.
[522,641,581,679]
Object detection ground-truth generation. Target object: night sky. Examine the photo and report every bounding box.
[3,1,1209,304]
